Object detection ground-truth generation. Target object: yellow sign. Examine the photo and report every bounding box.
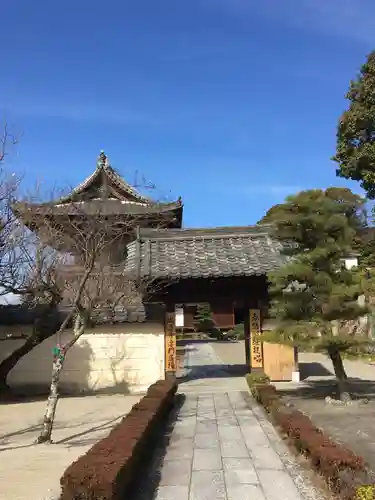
[250,309,263,368]
[165,313,177,373]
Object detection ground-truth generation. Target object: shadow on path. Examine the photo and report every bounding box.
[178,363,248,383]
[299,361,333,381]
[278,377,375,401]
[176,339,248,383]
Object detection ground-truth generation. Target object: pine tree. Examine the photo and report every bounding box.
[265,188,371,400]
[333,51,375,198]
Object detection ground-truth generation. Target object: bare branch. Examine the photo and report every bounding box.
[0,122,19,164]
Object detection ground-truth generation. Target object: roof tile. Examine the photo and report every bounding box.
[126,226,284,279]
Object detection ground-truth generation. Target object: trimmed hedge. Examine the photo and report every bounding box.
[247,378,375,499]
[60,378,177,500]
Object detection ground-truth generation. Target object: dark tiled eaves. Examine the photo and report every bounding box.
[126,228,285,279]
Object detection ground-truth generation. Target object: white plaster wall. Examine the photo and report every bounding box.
[0,323,165,394]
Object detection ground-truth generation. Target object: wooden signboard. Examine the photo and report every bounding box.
[249,309,263,369]
[165,312,177,374]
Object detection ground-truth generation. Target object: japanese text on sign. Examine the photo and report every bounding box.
[165,313,177,373]
[250,309,263,368]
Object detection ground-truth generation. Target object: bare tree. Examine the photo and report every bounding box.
[0,122,18,164]
[15,197,173,443]
[0,127,62,396]
[0,182,176,403]
[0,206,66,394]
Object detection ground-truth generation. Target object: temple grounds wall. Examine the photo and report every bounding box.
[0,323,165,394]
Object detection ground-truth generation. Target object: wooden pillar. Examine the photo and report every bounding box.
[165,312,177,378]
[249,309,264,372]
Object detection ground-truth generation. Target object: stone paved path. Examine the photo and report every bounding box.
[133,341,323,500]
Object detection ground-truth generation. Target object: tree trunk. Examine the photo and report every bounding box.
[36,356,64,444]
[36,311,89,444]
[327,346,350,401]
[0,336,44,396]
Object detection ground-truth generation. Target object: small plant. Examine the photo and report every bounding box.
[226,323,245,341]
[356,485,375,500]
[246,372,270,387]
[194,303,216,333]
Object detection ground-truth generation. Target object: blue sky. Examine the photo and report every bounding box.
[1,0,374,227]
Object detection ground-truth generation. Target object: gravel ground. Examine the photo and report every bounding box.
[0,393,141,500]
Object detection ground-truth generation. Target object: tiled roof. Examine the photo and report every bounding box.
[126,225,285,279]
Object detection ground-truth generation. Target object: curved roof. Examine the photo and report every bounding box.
[13,151,183,227]
[57,150,153,204]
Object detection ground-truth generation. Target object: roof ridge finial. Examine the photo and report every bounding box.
[97,150,109,169]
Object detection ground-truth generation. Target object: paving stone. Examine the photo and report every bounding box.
[197,404,215,410]
[159,459,192,486]
[241,427,270,447]
[194,432,220,449]
[223,457,259,485]
[197,412,216,421]
[249,445,284,470]
[196,420,218,434]
[164,445,194,461]
[174,428,196,439]
[163,448,194,461]
[175,416,197,426]
[258,469,302,500]
[198,394,214,400]
[233,408,254,416]
[220,440,250,458]
[155,485,190,500]
[196,402,216,408]
[216,416,238,426]
[226,484,266,500]
[169,435,194,446]
[237,414,259,425]
[189,470,227,500]
[192,449,222,471]
[216,408,235,418]
[217,425,243,441]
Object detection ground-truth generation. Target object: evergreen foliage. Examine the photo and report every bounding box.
[333,51,375,199]
[264,188,372,399]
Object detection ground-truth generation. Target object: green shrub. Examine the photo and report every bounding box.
[233,323,245,339]
[226,323,245,340]
[197,318,216,333]
[246,372,270,388]
[250,377,375,499]
[60,379,177,500]
[194,304,214,333]
[207,327,223,340]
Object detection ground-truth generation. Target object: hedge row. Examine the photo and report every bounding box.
[60,378,177,500]
[246,375,375,500]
